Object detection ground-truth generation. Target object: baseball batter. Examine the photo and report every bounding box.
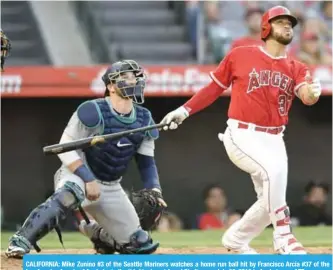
[6,60,166,258]
[161,6,322,254]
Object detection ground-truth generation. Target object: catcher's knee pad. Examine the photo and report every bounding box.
[14,182,84,252]
[116,229,159,254]
[58,181,85,207]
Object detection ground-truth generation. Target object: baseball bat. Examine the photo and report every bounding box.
[43,123,167,155]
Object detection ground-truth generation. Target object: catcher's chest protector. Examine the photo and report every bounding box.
[84,99,151,182]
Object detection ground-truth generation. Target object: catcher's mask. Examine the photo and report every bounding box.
[102,60,146,104]
[0,29,11,72]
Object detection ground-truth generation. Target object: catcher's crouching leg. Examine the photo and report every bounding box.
[78,187,164,255]
[5,182,84,258]
[78,219,116,254]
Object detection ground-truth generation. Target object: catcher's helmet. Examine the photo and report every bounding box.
[102,59,146,104]
[0,29,11,72]
[261,6,298,41]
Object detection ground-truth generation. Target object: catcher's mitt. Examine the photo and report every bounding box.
[130,189,166,231]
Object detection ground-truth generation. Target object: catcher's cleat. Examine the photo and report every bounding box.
[5,246,28,259]
[5,235,31,259]
[116,229,159,254]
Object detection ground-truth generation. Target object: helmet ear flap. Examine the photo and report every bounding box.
[261,22,271,41]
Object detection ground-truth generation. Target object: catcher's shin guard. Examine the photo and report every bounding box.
[7,182,84,256]
[116,229,159,254]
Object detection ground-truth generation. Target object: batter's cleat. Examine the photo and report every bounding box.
[5,234,31,259]
[273,232,306,254]
[222,234,258,254]
[224,244,259,254]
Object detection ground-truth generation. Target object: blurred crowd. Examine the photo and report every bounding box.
[1,178,331,232]
[291,181,332,226]
[185,0,332,65]
[154,179,332,233]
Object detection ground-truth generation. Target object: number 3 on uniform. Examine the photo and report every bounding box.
[278,94,289,116]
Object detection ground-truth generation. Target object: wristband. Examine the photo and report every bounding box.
[74,164,95,183]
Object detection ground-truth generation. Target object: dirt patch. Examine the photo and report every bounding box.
[1,247,331,270]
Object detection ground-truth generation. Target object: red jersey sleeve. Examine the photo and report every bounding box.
[183,50,235,115]
[293,60,310,97]
[210,50,234,90]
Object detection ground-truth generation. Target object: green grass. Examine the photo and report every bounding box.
[1,227,331,250]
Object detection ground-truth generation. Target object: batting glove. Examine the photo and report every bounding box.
[160,106,189,130]
[308,78,322,98]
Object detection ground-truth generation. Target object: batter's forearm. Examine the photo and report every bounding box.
[184,81,225,115]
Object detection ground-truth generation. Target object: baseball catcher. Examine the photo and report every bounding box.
[6,60,167,258]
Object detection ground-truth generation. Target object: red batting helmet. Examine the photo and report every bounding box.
[261,6,298,41]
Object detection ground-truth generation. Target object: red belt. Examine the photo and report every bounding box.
[238,123,284,135]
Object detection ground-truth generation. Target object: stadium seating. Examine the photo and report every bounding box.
[75,1,195,64]
[1,1,50,65]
